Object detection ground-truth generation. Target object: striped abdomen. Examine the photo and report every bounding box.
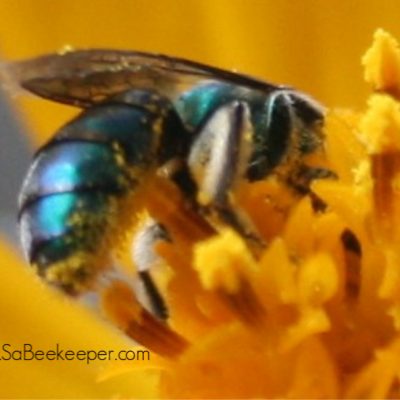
[18,89,189,294]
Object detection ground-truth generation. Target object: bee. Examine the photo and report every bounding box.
[14,49,328,317]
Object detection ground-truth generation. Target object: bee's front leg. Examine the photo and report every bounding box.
[286,164,337,212]
[187,101,263,247]
[288,165,337,195]
[287,164,338,195]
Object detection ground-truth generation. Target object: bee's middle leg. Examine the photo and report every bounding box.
[132,219,171,321]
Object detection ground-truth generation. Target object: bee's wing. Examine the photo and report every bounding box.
[3,49,284,107]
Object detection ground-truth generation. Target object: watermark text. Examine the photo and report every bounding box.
[0,343,150,364]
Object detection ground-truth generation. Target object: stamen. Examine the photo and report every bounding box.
[194,229,267,328]
[101,280,189,358]
[341,229,362,301]
[217,280,267,328]
[360,94,400,242]
[370,151,400,240]
[363,29,400,100]
[145,176,215,244]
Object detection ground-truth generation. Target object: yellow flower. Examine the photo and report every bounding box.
[4,2,400,399]
[98,28,400,398]
[126,29,400,398]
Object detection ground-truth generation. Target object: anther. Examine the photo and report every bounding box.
[101,280,189,358]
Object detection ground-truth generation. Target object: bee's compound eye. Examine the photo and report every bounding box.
[287,92,325,155]
[289,91,325,124]
[247,91,293,181]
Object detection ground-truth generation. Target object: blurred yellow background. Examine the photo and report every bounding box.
[1,0,400,144]
[1,1,400,398]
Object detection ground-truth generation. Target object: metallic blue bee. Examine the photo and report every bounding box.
[15,50,327,314]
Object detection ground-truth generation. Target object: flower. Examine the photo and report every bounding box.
[3,2,400,398]
[117,29,400,398]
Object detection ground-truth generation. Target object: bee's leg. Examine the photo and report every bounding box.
[132,220,171,320]
[187,101,263,246]
[287,165,337,211]
[288,165,337,194]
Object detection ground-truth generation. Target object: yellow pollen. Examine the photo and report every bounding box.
[363,29,400,98]
[193,229,267,327]
[193,229,257,293]
[360,95,400,153]
[297,253,338,307]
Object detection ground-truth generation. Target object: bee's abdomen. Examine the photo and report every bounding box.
[20,140,131,209]
[19,140,130,264]
[19,191,112,279]
[18,90,188,294]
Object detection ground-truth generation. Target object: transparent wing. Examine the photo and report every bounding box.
[1,49,285,107]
